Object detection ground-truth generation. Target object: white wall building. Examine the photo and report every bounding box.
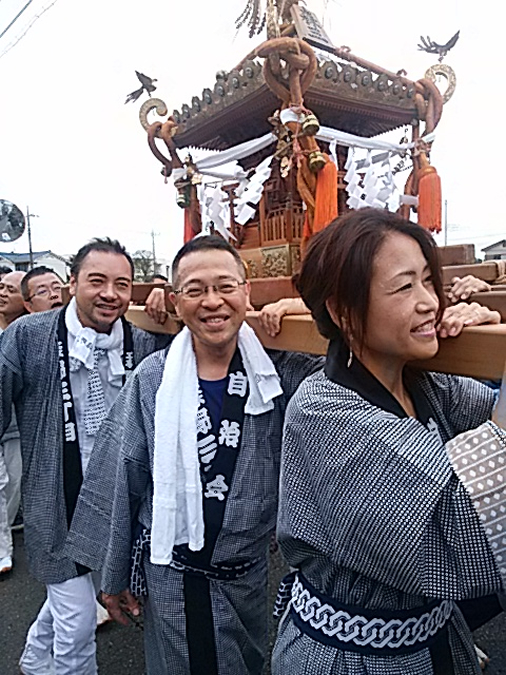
[0,251,70,280]
[482,240,506,261]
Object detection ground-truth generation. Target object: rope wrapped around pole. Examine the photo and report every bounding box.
[253,37,337,247]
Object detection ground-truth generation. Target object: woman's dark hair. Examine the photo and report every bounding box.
[295,208,446,349]
[171,235,245,287]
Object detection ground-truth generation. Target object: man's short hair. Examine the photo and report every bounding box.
[150,273,168,283]
[21,266,64,301]
[71,238,134,280]
[0,265,12,278]
[171,235,245,287]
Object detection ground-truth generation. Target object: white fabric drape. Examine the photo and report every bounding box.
[173,122,433,233]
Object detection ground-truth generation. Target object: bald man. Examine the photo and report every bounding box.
[0,271,27,330]
[0,270,25,574]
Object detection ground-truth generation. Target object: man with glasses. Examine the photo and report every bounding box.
[66,235,322,675]
[21,266,64,313]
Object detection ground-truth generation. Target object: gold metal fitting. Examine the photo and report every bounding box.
[308,151,326,173]
[302,113,320,136]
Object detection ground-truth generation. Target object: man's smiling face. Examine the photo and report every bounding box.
[170,249,250,354]
[69,251,132,333]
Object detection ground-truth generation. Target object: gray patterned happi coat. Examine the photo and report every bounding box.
[65,346,322,674]
[0,308,170,585]
[273,370,504,675]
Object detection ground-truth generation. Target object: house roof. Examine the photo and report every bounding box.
[0,250,69,264]
[482,240,506,251]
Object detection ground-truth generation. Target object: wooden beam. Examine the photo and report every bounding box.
[442,262,503,285]
[439,244,475,266]
[126,307,506,380]
[131,282,168,304]
[127,306,180,335]
[414,324,505,380]
[249,277,298,308]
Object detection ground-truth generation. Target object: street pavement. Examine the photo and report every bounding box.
[1,531,505,674]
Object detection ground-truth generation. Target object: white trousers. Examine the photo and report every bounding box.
[23,572,99,675]
[0,438,22,559]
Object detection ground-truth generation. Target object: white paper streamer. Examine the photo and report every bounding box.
[173,124,431,219]
[234,156,273,225]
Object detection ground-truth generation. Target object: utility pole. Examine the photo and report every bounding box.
[151,230,159,275]
[26,206,38,270]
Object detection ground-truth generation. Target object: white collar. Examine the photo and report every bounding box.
[65,298,124,380]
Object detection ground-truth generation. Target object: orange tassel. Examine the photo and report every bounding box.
[417,157,442,233]
[302,211,311,240]
[313,155,338,233]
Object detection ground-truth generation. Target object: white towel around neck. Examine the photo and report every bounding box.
[150,322,283,565]
[65,298,124,384]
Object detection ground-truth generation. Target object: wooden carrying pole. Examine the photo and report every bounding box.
[126,308,506,380]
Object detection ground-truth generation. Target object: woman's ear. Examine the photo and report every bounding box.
[325,299,344,331]
[325,299,354,345]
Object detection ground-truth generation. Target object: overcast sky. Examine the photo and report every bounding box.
[0,0,503,266]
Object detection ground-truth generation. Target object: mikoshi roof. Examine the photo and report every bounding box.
[168,49,418,151]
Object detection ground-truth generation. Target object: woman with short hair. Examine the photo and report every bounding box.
[272,208,505,675]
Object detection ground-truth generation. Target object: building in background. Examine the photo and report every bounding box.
[0,251,70,279]
[0,254,14,271]
[482,240,506,261]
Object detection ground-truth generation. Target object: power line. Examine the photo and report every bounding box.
[0,0,35,41]
[0,0,58,60]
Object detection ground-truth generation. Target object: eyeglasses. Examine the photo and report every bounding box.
[27,284,62,301]
[173,279,247,300]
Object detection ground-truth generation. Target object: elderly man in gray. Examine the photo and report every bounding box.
[0,270,26,575]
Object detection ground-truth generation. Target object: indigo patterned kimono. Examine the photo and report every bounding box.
[65,345,323,675]
[0,308,170,584]
[273,337,505,675]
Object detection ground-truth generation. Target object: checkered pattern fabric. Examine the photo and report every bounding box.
[81,348,107,436]
[142,556,269,674]
[273,370,502,675]
[0,308,171,584]
[0,447,12,560]
[447,421,506,586]
[64,346,323,673]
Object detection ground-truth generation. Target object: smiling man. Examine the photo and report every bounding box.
[65,235,322,675]
[21,266,64,313]
[0,238,171,675]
